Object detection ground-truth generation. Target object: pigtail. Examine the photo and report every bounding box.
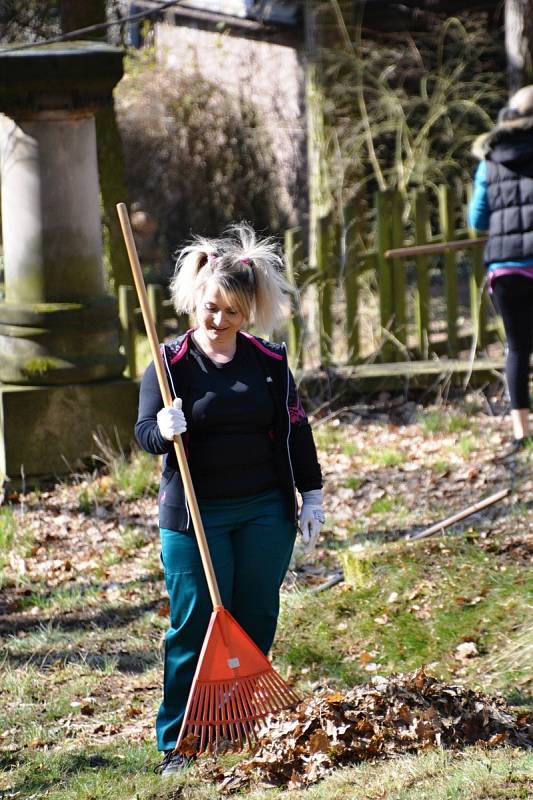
[170,238,217,314]
[225,223,293,334]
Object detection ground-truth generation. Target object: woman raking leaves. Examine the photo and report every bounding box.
[134,224,324,776]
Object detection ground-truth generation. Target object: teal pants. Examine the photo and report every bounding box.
[156,488,296,751]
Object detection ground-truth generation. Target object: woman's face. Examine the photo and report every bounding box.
[196,279,246,346]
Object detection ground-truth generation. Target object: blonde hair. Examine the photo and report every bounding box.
[170,223,293,334]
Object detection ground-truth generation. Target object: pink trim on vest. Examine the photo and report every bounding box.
[240,330,283,360]
[169,330,193,363]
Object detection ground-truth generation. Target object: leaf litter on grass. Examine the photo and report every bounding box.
[0,398,531,795]
[207,667,533,792]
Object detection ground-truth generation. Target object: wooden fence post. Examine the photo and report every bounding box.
[391,190,407,352]
[469,236,488,351]
[284,226,304,368]
[147,283,165,343]
[316,213,335,365]
[413,190,431,357]
[438,185,458,357]
[376,190,395,362]
[465,184,488,351]
[343,198,361,364]
[118,284,137,379]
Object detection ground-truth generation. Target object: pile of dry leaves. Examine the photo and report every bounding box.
[210,668,532,791]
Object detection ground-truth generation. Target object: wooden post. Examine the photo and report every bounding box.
[391,190,406,352]
[284,226,304,369]
[413,190,431,357]
[469,236,488,351]
[316,214,334,365]
[376,190,395,362]
[465,185,488,352]
[343,198,361,364]
[438,185,458,357]
[118,284,137,379]
[305,1,332,274]
[147,283,165,343]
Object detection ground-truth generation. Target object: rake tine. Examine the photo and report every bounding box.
[210,682,218,742]
[222,682,232,743]
[237,681,259,744]
[237,676,258,723]
[242,676,268,723]
[228,684,243,747]
[224,683,235,738]
[201,687,208,753]
[197,684,208,750]
[268,669,298,708]
[252,676,272,718]
[264,675,285,708]
[261,674,280,710]
[216,683,225,746]
[184,684,198,747]
[234,682,254,746]
[197,682,207,724]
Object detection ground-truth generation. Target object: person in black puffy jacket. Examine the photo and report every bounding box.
[468,85,533,453]
[135,223,323,775]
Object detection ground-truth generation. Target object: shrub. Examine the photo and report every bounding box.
[115,65,288,275]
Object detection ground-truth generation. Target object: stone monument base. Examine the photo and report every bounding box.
[0,379,139,487]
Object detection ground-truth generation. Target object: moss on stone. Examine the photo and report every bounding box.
[22,357,63,376]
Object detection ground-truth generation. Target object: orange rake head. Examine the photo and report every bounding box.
[175,606,300,755]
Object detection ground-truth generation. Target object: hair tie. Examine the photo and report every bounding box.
[207,253,218,262]
[239,256,250,264]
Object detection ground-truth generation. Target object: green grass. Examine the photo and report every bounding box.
[1,744,530,800]
[313,426,350,451]
[1,410,531,799]
[418,409,474,436]
[368,494,406,514]
[77,449,159,514]
[275,537,532,692]
[0,507,34,589]
[1,534,531,798]
[431,459,452,474]
[0,506,16,552]
[110,449,159,499]
[366,447,406,467]
[344,476,363,491]
[458,434,478,456]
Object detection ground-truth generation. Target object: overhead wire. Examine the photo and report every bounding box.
[2,0,185,53]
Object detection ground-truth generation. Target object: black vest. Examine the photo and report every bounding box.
[485,158,533,263]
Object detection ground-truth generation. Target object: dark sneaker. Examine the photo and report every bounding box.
[155,750,194,777]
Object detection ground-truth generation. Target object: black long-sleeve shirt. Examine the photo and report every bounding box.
[135,330,322,530]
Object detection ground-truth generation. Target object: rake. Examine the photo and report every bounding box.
[116,203,300,754]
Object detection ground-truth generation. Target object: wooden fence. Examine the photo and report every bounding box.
[119,185,501,379]
[289,186,497,369]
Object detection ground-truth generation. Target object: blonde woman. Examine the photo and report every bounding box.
[135,224,323,775]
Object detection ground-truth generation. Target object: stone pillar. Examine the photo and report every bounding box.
[0,43,139,485]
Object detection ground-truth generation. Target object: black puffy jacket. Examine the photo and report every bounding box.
[483,126,533,264]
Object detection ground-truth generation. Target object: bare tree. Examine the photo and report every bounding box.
[505,0,533,91]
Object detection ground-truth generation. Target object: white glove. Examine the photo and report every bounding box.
[156,398,187,441]
[298,489,325,549]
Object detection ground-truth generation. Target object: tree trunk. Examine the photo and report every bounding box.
[59,0,132,292]
[505,0,533,92]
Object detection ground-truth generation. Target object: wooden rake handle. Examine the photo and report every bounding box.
[116,202,222,609]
